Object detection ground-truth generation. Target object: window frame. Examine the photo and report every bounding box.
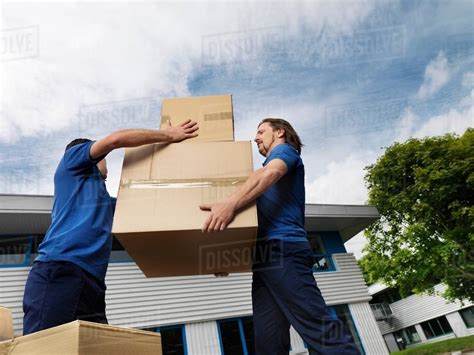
[217,317,255,355]
[420,316,453,339]
[307,232,335,272]
[393,325,422,346]
[0,235,35,267]
[460,306,474,328]
[329,305,366,355]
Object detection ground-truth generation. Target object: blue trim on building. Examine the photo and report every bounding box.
[237,319,248,355]
[182,324,188,355]
[321,231,346,254]
[344,306,366,355]
[216,319,225,355]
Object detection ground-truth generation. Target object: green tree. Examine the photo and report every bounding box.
[359,128,474,302]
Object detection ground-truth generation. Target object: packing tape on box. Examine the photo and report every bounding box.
[161,112,232,124]
[121,177,247,189]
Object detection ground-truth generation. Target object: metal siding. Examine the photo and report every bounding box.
[0,253,370,334]
[185,321,221,355]
[376,284,473,335]
[348,302,389,355]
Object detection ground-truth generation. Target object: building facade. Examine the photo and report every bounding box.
[369,283,474,353]
[0,194,388,354]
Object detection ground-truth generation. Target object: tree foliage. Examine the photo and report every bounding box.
[359,128,474,302]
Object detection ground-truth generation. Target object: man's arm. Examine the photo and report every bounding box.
[200,159,287,232]
[89,119,198,160]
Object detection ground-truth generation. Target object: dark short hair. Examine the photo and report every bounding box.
[259,118,303,154]
[65,138,92,151]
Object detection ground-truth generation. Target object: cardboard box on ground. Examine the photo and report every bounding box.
[113,94,258,277]
[0,320,162,355]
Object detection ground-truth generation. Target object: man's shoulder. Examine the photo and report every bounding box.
[269,143,301,161]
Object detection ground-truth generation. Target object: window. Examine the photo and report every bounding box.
[420,316,453,339]
[217,317,255,355]
[0,234,134,266]
[460,307,474,328]
[0,235,35,267]
[307,233,333,271]
[393,326,421,346]
[146,325,187,355]
[330,305,365,355]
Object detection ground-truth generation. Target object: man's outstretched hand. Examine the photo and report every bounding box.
[200,200,237,233]
[165,119,199,142]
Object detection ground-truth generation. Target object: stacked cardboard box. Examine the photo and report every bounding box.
[113,95,258,277]
[0,307,13,342]
[0,320,162,354]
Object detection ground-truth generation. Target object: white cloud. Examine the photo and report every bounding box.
[417,51,450,100]
[413,105,473,139]
[393,107,417,143]
[462,71,474,89]
[0,1,376,144]
[306,151,377,204]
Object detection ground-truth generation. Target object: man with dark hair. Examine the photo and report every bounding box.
[22,120,198,335]
[200,118,359,354]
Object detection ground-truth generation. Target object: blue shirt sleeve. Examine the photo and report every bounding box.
[265,144,300,172]
[64,141,104,171]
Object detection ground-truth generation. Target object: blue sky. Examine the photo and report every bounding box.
[1,0,472,257]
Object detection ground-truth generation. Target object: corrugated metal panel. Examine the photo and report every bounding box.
[376,284,473,334]
[185,321,221,355]
[349,302,388,355]
[0,253,370,334]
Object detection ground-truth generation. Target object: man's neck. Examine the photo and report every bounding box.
[265,140,286,157]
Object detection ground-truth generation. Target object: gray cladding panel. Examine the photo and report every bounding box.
[0,254,370,334]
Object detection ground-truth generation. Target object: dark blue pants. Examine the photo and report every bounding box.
[23,261,107,335]
[252,240,361,355]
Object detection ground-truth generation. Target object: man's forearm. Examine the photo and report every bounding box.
[227,167,283,211]
[108,129,172,149]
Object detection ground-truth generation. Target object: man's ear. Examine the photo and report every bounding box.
[276,128,285,139]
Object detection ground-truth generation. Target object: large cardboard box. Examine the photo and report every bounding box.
[112,141,258,277]
[160,95,234,142]
[0,320,161,355]
[0,307,13,342]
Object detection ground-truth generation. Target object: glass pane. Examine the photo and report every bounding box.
[0,236,31,266]
[421,321,434,339]
[161,327,184,355]
[430,319,443,337]
[333,305,364,354]
[437,316,453,334]
[242,318,255,355]
[407,326,421,343]
[396,326,421,345]
[460,307,474,328]
[307,234,325,254]
[313,255,330,271]
[219,320,244,355]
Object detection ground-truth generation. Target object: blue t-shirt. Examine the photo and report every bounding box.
[257,143,307,241]
[36,141,115,282]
